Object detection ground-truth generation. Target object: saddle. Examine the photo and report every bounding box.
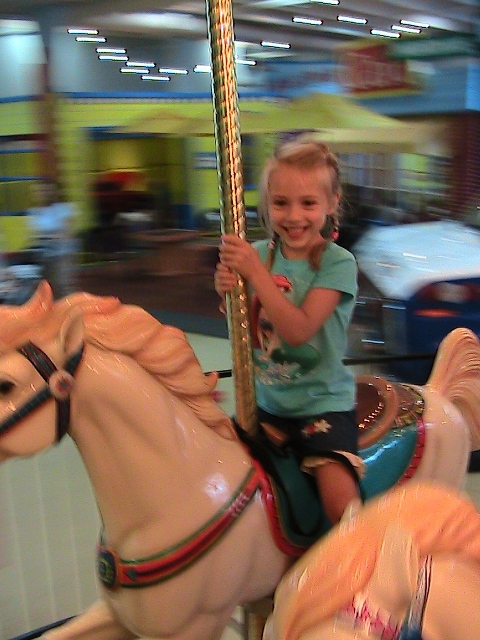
[242,375,425,556]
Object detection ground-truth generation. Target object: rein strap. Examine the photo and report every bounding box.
[0,342,84,442]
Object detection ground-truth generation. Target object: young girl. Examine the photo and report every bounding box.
[215,134,362,525]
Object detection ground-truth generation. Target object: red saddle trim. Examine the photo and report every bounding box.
[399,417,426,482]
[251,458,308,558]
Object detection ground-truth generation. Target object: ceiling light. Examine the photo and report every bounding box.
[370,29,401,38]
[337,15,368,25]
[292,16,324,26]
[261,41,291,49]
[96,47,127,54]
[193,64,211,73]
[126,61,155,68]
[392,24,421,34]
[68,28,99,35]
[141,75,170,82]
[235,58,257,66]
[400,19,429,28]
[158,67,188,75]
[120,67,150,74]
[98,55,129,61]
[75,36,106,43]
[309,0,339,4]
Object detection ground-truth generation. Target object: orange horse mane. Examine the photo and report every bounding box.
[277,481,480,640]
[0,281,235,439]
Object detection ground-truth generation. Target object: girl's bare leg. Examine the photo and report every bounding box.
[314,462,360,525]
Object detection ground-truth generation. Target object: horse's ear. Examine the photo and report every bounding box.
[364,523,419,613]
[59,312,84,358]
[34,280,54,304]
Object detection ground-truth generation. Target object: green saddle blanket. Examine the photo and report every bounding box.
[239,429,331,549]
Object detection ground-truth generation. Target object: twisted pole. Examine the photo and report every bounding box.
[205,0,257,435]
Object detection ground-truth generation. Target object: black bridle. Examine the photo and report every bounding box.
[0,341,84,443]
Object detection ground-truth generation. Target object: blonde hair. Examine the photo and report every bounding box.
[258,134,342,270]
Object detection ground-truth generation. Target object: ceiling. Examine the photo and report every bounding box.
[1,0,478,61]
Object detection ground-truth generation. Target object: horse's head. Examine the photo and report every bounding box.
[264,482,480,640]
[0,280,236,462]
[0,305,84,460]
[266,523,480,640]
[324,524,422,640]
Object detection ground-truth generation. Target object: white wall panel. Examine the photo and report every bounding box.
[0,439,100,639]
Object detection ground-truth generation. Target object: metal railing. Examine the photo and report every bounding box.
[10,618,72,640]
[214,350,436,379]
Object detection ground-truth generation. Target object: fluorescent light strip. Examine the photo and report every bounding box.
[235,58,257,66]
[158,67,188,74]
[337,15,367,24]
[142,75,170,82]
[261,40,291,49]
[126,61,155,68]
[75,36,106,43]
[194,64,211,73]
[98,55,129,61]
[68,28,99,35]
[392,24,421,33]
[370,29,400,38]
[309,0,339,4]
[96,47,127,54]
[400,19,429,28]
[293,16,323,26]
[120,67,150,74]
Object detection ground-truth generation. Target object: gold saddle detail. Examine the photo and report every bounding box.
[261,375,424,452]
[356,375,424,450]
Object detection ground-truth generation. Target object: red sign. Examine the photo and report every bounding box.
[340,43,418,97]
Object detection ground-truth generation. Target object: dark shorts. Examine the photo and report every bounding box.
[257,407,358,459]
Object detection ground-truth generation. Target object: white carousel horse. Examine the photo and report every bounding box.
[263,481,480,640]
[0,281,480,640]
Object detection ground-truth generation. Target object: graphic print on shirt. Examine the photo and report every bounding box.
[251,274,321,386]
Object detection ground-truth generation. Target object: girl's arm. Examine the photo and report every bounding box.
[218,235,340,346]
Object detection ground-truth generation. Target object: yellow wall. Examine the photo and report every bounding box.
[1,96,278,248]
[55,97,281,232]
[0,100,44,250]
[0,216,32,251]
[0,100,41,137]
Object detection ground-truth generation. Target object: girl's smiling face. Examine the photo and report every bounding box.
[268,163,339,260]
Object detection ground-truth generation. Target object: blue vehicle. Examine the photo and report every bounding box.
[353,218,480,384]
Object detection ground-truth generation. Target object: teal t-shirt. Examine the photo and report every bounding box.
[252,239,357,418]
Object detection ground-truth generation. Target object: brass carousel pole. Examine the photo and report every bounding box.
[206,4,267,637]
[205,0,257,436]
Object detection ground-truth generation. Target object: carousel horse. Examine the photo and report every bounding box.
[263,481,480,640]
[0,281,480,640]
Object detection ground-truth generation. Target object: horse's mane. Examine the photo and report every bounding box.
[427,327,480,450]
[276,481,480,640]
[0,281,235,439]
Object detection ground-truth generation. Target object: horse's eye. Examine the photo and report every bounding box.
[0,380,15,395]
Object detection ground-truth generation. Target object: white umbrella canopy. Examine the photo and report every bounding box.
[115,92,431,152]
